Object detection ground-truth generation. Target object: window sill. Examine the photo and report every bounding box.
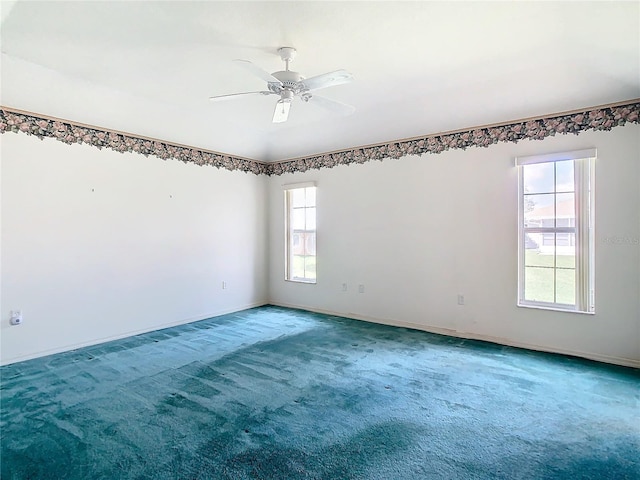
[285,279,317,285]
[517,302,595,315]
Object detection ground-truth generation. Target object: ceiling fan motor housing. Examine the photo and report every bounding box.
[269,70,306,96]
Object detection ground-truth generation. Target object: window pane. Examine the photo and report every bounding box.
[524,266,555,303]
[305,207,316,231]
[305,233,316,256]
[291,188,305,207]
[304,256,316,279]
[292,208,305,230]
[305,187,316,207]
[296,232,305,254]
[525,248,554,268]
[524,193,554,227]
[291,255,305,278]
[556,233,571,246]
[556,193,575,228]
[556,234,575,268]
[556,268,576,305]
[524,232,541,251]
[555,160,574,193]
[523,162,554,194]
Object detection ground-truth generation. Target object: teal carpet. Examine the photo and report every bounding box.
[1,306,639,479]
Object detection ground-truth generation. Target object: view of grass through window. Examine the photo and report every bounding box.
[524,249,575,305]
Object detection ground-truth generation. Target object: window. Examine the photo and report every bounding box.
[516,149,595,313]
[284,183,316,283]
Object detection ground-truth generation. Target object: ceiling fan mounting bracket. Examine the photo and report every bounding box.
[277,47,297,63]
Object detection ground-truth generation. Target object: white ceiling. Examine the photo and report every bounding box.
[1,1,638,162]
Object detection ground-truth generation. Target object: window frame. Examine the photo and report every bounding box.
[516,149,595,314]
[284,182,317,284]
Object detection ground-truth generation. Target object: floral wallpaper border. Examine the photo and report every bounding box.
[0,109,268,175]
[268,100,639,175]
[1,101,639,176]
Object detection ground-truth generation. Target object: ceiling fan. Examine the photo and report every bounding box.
[209,47,355,123]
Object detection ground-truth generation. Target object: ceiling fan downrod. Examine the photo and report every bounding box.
[278,47,297,71]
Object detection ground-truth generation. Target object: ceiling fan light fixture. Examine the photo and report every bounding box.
[273,99,291,123]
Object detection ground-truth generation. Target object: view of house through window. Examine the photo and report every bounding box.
[285,184,316,283]
[517,149,595,313]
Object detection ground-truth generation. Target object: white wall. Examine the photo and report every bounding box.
[2,124,638,367]
[1,133,268,364]
[268,124,640,367]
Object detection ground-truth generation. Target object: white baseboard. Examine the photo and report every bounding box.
[5,301,637,369]
[269,301,640,369]
[0,301,269,366]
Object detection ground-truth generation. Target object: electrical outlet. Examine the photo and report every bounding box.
[342,283,348,292]
[222,281,227,290]
[10,310,23,325]
[457,294,465,305]
[358,284,365,294]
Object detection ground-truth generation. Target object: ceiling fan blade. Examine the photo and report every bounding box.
[272,100,291,123]
[233,59,282,84]
[300,69,353,91]
[209,91,273,102]
[307,94,355,116]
